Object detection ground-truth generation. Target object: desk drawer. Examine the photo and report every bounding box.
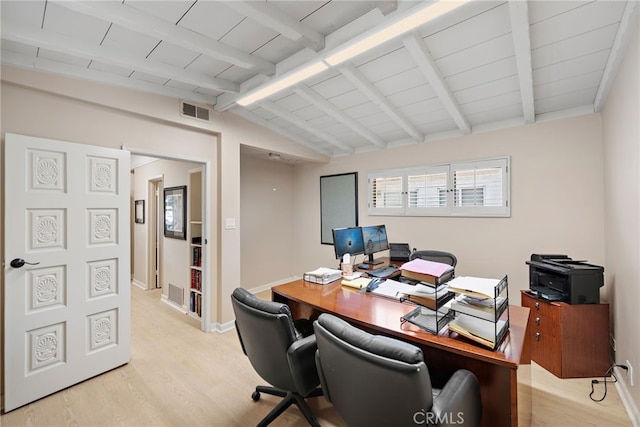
[521,292,561,322]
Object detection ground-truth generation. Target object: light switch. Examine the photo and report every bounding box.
[225,218,236,229]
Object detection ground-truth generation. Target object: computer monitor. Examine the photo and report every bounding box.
[332,227,365,260]
[361,224,389,265]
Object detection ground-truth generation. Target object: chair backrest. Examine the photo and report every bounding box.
[410,250,457,267]
[231,288,298,392]
[314,313,434,427]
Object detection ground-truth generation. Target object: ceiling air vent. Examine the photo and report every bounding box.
[181,101,210,121]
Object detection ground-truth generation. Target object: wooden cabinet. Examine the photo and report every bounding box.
[521,291,610,378]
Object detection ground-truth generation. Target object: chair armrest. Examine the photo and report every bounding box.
[432,369,482,426]
[287,334,320,396]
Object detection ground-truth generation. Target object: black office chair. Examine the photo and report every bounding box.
[314,313,482,427]
[231,288,323,427]
[410,249,457,267]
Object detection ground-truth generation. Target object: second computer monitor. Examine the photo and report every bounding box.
[361,224,389,265]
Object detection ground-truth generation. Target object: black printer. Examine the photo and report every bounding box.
[526,254,604,304]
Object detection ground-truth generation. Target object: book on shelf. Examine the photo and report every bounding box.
[450,294,507,322]
[399,258,454,285]
[191,269,202,291]
[192,246,202,267]
[448,313,508,349]
[303,267,342,285]
[446,275,506,299]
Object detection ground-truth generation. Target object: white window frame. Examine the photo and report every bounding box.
[367,157,510,218]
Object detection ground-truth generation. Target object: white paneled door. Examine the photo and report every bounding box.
[3,134,131,411]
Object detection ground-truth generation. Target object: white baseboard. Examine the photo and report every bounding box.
[160,294,188,314]
[210,320,235,333]
[247,275,301,295]
[131,279,147,290]
[615,367,640,427]
[213,276,301,334]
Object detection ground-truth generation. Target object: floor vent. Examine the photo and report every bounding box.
[181,101,210,121]
[168,283,183,306]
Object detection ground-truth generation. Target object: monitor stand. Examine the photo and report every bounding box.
[363,254,384,265]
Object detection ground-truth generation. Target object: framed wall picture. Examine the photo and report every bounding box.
[164,185,187,240]
[135,200,145,224]
[320,172,358,245]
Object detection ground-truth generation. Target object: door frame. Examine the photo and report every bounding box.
[128,147,211,332]
[147,176,163,291]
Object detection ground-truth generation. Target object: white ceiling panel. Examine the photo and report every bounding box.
[436,33,515,76]
[455,75,521,105]
[344,101,385,120]
[533,50,610,85]
[461,91,523,115]
[124,0,192,24]
[1,0,636,160]
[446,57,518,92]
[531,24,619,69]
[149,41,201,69]
[0,1,45,27]
[374,67,427,98]
[357,47,417,83]
[534,70,603,100]
[386,84,437,109]
[529,1,626,49]
[101,25,160,57]
[535,87,598,114]
[43,2,110,43]
[425,2,512,60]
[466,103,523,126]
[330,89,373,111]
[178,1,244,40]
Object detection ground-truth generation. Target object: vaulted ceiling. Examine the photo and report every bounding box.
[1,1,637,159]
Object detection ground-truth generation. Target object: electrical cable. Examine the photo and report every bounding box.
[589,364,628,402]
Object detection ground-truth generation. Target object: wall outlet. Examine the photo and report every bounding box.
[626,360,634,387]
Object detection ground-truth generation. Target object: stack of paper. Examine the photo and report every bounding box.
[450,294,506,322]
[368,279,453,309]
[341,277,371,289]
[303,267,342,285]
[446,276,502,299]
[448,314,508,349]
[399,258,454,285]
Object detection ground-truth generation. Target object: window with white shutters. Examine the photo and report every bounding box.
[368,157,509,217]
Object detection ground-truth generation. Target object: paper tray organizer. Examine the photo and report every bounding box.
[401,306,455,334]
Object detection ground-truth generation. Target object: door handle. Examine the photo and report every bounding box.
[10,258,40,268]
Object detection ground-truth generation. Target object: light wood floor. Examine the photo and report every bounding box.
[1,285,631,427]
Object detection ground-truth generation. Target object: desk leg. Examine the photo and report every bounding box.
[517,362,532,427]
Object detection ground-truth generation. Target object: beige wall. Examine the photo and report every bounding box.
[602,12,640,422]
[240,155,298,290]
[287,114,605,295]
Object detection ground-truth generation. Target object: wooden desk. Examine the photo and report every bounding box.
[273,279,531,427]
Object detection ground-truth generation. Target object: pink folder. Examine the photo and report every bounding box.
[399,258,453,277]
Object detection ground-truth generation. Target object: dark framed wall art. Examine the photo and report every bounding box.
[320,172,358,245]
[164,185,187,240]
[134,200,145,224]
